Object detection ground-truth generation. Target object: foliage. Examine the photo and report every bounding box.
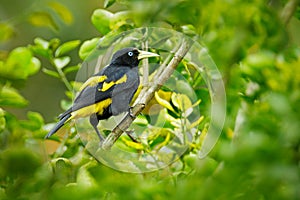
[1,0,300,199]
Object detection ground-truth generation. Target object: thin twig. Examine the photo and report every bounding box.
[101,39,192,150]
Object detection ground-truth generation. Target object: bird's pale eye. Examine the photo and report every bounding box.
[128,51,133,57]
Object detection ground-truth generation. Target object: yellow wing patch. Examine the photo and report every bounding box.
[99,74,127,92]
[69,98,112,120]
[80,75,107,91]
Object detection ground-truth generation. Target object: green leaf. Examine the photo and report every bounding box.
[110,11,133,30]
[63,65,80,74]
[171,93,192,114]
[60,99,72,111]
[48,2,73,25]
[0,85,28,107]
[27,57,41,76]
[33,37,49,49]
[55,40,81,57]
[181,24,197,36]
[0,148,42,177]
[0,47,40,79]
[20,111,44,131]
[28,12,58,30]
[42,68,60,78]
[91,9,113,35]
[0,23,14,42]
[79,38,100,60]
[0,108,5,132]
[155,91,176,113]
[49,38,61,51]
[30,37,52,58]
[104,0,116,8]
[54,56,71,69]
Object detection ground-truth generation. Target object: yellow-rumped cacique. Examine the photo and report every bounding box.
[45,47,159,141]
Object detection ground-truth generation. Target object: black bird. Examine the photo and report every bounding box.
[45,47,159,141]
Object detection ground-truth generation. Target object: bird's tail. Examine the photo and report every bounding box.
[45,113,72,139]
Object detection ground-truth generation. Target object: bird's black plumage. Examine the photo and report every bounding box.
[45,47,159,141]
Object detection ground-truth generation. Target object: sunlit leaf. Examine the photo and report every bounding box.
[79,38,100,60]
[181,24,197,36]
[91,9,113,35]
[55,40,81,57]
[48,2,73,25]
[0,85,28,107]
[171,93,192,113]
[0,23,14,42]
[132,115,147,126]
[0,47,40,79]
[110,11,133,30]
[155,91,176,113]
[33,37,49,49]
[121,137,144,150]
[28,12,58,30]
[54,56,71,69]
[28,57,41,76]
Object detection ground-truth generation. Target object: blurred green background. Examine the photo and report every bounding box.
[1,0,300,199]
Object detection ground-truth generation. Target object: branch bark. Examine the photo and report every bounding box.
[101,39,192,150]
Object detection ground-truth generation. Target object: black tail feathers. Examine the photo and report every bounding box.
[44,113,71,139]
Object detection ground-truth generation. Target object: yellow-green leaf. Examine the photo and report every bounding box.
[171,93,192,112]
[0,23,14,42]
[91,9,113,35]
[55,40,81,57]
[0,108,6,132]
[54,56,71,69]
[48,2,73,25]
[155,91,176,113]
[121,137,144,150]
[42,68,59,78]
[28,12,58,30]
[110,11,133,30]
[0,47,40,79]
[79,38,100,60]
[0,85,28,107]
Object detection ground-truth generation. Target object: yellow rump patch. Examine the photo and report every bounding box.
[80,75,107,91]
[100,74,127,92]
[69,98,112,120]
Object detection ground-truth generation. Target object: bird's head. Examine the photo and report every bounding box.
[111,47,159,67]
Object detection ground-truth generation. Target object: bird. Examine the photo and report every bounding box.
[45,47,159,142]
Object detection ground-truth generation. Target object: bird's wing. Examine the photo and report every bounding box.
[110,67,140,115]
[68,66,131,118]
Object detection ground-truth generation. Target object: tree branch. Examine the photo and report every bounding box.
[280,0,300,25]
[101,39,192,150]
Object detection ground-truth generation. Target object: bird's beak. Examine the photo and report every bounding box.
[138,50,159,60]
